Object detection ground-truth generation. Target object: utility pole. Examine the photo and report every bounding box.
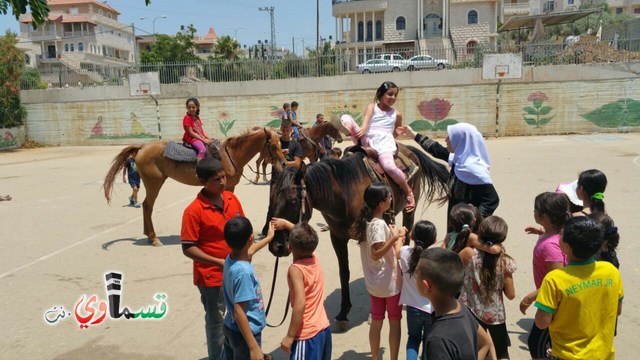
[131,22,138,69]
[259,6,275,60]
[316,0,320,54]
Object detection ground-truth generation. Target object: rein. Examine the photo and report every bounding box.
[225,129,277,183]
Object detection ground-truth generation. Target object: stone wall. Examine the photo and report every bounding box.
[19,63,640,146]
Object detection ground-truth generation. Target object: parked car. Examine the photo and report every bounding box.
[406,55,448,70]
[375,53,409,69]
[356,59,402,73]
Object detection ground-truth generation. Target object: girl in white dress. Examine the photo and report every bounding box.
[339,81,415,212]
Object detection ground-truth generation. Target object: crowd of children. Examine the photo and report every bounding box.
[174,84,622,359]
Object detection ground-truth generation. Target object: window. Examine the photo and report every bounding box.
[468,10,478,24]
[25,54,30,64]
[635,7,640,14]
[64,43,69,52]
[567,0,574,5]
[69,7,79,15]
[357,21,364,41]
[366,21,373,41]
[616,7,623,14]
[375,20,382,40]
[78,42,84,52]
[396,16,406,30]
[70,43,74,52]
[543,1,555,12]
[467,40,478,54]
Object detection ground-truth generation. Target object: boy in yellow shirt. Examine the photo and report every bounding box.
[534,217,623,360]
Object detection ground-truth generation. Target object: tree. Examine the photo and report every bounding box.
[0,30,26,127]
[213,35,240,61]
[1,0,152,28]
[139,25,200,83]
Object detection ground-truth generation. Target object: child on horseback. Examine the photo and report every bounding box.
[351,182,406,360]
[182,97,212,161]
[337,81,415,212]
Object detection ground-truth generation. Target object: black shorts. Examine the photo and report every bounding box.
[478,319,511,359]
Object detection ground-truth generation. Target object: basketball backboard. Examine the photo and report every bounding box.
[482,53,523,80]
[129,72,161,96]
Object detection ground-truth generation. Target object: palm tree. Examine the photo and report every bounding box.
[214,35,241,61]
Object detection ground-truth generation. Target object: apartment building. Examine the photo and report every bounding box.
[332,0,499,69]
[18,0,136,85]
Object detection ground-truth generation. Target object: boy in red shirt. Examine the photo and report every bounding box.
[181,157,243,360]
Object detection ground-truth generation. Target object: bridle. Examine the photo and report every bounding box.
[225,128,279,182]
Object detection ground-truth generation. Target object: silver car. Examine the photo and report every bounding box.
[406,55,448,70]
[356,59,402,74]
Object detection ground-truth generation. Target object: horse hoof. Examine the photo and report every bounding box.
[151,240,163,247]
[333,320,349,333]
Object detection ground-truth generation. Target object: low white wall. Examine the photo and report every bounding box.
[20,62,640,146]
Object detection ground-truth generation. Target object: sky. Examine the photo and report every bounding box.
[0,0,335,56]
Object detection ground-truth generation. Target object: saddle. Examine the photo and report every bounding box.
[163,139,222,163]
[345,144,419,185]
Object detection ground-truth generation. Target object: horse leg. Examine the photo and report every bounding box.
[255,155,263,183]
[261,160,268,182]
[330,232,352,331]
[141,177,166,247]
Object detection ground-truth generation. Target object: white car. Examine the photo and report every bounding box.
[406,55,448,70]
[356,59,401,74]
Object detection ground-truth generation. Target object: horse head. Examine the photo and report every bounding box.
[325,121,343,143]
[263,127,287,173]
[267,163,311,257]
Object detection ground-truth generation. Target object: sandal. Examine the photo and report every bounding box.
[404,192,416,213]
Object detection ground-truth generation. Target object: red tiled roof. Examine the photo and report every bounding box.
[47,0,121,15]
[203,27,217,40]
[20,14,63,23]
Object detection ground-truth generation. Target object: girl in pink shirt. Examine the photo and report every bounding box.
[182,97,211,160]
[520,192,570,359]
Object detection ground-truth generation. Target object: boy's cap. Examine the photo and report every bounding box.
[556,180,583,207]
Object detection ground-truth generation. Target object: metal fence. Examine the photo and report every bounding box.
[21,37,640,89]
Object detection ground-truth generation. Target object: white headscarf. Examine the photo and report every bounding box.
[447,123,493,185]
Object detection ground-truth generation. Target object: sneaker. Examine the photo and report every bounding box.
[129,197,135,205]
[134,203,142,208]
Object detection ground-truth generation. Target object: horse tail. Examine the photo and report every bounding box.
[407,145,449,206]
[103,144,143,204]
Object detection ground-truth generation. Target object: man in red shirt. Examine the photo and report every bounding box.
[181,157,244,360]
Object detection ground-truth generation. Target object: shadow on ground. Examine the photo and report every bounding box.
[101,235,181,250]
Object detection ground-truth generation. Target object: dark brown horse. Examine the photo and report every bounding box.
[103,127,286,246]
[268,144,449,326]
[253,122,343,183]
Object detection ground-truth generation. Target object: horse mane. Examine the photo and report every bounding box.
[305,153,368,203]
[225,128,265,148]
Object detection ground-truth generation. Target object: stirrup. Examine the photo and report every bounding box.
[404,193,415,213]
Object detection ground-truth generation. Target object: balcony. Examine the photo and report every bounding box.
[503,1,531,15]
[333,0,388,16]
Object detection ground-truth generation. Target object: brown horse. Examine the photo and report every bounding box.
[253,122,343,183]
[268,144,449,326]
[103,127,286,246]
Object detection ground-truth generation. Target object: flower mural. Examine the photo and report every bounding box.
[409,98,458,131]
[331,104,363,126]
[523,91,555,127]
[217,111,236,137]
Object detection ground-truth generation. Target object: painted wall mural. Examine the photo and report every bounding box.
[523,91,555,128]
[331,104,363,126]
[89,113,156,140]
[582,98,640,128]
[216,111,236,137]
[409,98,459,131]
[0,130,17,149]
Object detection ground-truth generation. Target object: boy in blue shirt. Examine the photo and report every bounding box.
[222,216,273,360]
